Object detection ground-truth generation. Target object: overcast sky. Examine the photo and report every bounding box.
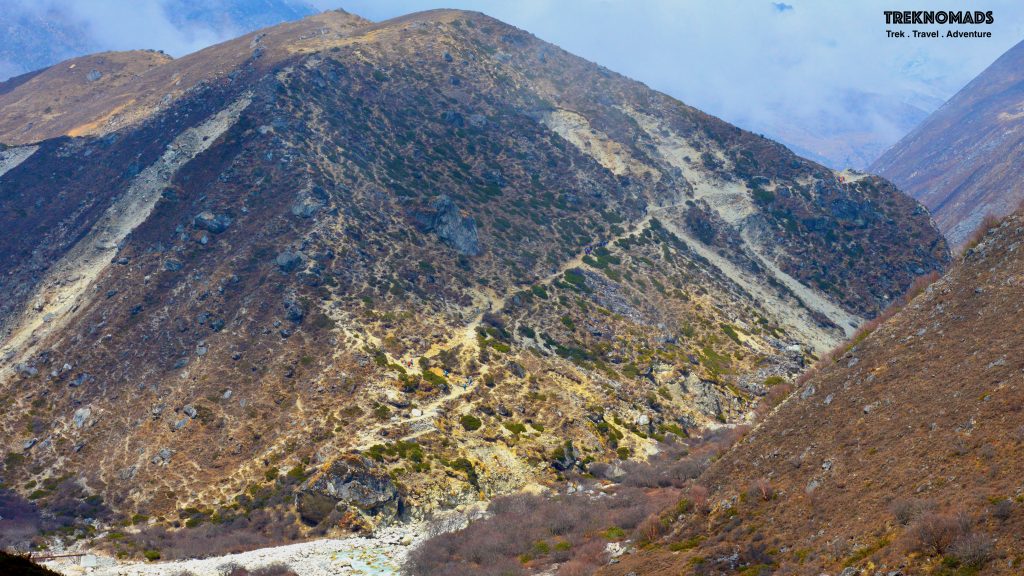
[7,1,1024,166]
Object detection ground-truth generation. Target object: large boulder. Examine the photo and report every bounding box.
[295,455,400,532]
[412,195,480,256]
[193,211,232,233]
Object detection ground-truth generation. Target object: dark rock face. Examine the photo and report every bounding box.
[412,195,480,256]
[295,456,400,531]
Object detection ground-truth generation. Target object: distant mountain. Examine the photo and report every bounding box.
[0,8,946,553]
[872,39,1024,246]
[742,89,933,171]
[0,0,317,81]
[0,4,100,81]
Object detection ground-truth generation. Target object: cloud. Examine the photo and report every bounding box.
[773,3,794,13]
[5,0,260,61]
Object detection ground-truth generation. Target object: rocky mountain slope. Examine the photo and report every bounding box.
[0,8,947,554]
[872,39,1024,247]
[604,212,1024,574]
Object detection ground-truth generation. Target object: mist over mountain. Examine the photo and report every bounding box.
[0,0,317,81]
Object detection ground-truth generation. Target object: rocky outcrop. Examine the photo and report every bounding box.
[295,456,401,532]
[193,211,232,233]
[412,195,480,256]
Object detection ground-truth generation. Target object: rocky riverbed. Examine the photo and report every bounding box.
[43,514,474,576]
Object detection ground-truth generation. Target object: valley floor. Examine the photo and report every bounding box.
[43,522,433,576]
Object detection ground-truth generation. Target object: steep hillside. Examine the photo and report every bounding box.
[0,9,947,553]
[604,213,1024,575]
[872,39,1024,247]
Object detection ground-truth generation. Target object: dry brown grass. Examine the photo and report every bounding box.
[961,213,1004,253]
[601,213,1024,575]
[408,431,745,576]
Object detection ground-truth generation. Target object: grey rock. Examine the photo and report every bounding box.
[284,297,305,324]
[86,69,102,82]
[800,384,816,400]
[686,377,726,420]
[14,363,38,377]
[291,197,322,218]
[172,417,189,431]
[73,407,92,429]
[296,456,400,529]
[164,258,183,272]
[276,250,303,273]
[551,442,580,472]
[183,404,198,418]
[193,211,232,233]
[151,448,173,465]
[23,438,38,450]
[839,568,860,576]
[508,361,525,378]
[412,195,480,256]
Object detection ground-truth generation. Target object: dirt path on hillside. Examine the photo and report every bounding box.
[349,206,671,450]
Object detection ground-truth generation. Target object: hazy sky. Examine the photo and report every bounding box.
[7,1,1024,165]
